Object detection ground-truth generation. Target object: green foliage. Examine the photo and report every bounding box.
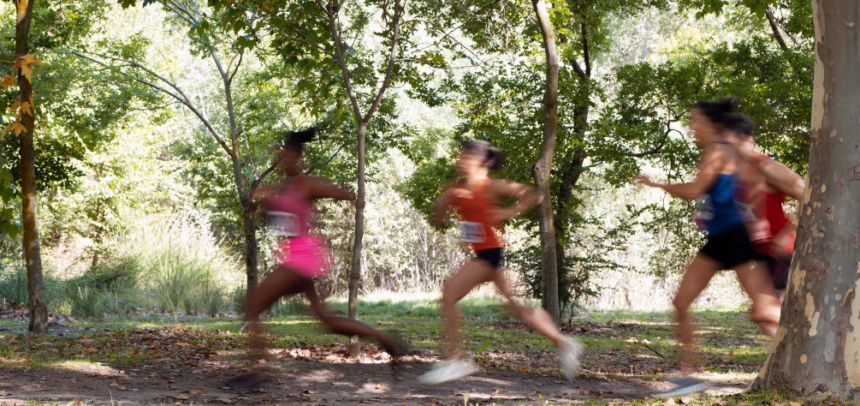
[65,262,141,318]
[676,0,778,18]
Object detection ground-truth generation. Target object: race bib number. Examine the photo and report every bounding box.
[267,211,300,237]
[459,221,486,243]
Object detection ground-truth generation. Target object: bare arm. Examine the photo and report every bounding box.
[433,190,454,228]
[433,181,467,227]
[307,177,355,201]
[491,179,544,221]
[635,146,724,200]
[752,156,805,201]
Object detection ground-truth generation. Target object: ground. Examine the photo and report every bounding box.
[0,297,803,405]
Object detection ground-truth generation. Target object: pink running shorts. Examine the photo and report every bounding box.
[279,236,330,279]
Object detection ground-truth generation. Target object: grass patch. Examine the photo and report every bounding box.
[0,292,770,383]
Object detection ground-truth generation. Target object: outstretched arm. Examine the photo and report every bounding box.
[491,180,544,221]
[308,177,355,201]
[634,146,724,201]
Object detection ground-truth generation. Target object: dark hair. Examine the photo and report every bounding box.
[695,97,740,127]
[727,113,756,138]
[284,127,316,153]
[462,139,504,171]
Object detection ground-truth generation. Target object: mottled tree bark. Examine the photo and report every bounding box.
[530,0,561,323]
[16,0,48,334]
[752,0,860,398]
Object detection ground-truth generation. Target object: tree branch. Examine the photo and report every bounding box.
[365,0,402,121]
[764,6,788,51]
[59,50,233,158]
[305,142,347,174]
[327,0,363,119]
[229,52,243,84]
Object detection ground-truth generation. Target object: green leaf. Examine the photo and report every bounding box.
[474,340,492,356]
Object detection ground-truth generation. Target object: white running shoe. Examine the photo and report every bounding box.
[418,359,478,385]
[558,336,584,379]
[655,377,711,397]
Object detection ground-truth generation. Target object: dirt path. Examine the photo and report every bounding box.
[0,359,749,405]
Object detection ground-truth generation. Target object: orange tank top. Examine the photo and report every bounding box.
[451,179,503,251]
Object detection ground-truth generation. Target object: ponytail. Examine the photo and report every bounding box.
[462,140,505,171]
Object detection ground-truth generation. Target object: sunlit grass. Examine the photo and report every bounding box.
[0,291,772,386]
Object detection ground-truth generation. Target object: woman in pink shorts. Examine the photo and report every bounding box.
[229,128,403,387]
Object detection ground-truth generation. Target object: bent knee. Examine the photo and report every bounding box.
[673,297,692,313]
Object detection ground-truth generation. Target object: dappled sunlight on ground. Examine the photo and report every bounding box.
[0,304,779,405]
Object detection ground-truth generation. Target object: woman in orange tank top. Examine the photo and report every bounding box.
[418,140,583,385]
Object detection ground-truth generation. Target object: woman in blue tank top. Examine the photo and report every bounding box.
[634,98,780,379]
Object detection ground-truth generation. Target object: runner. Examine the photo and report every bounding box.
[634,99,781,391]
[227,128,403,388]
[418,140,583,385]
[728,114,805,302]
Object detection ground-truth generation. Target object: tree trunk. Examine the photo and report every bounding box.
[347,121,367,357]
[16,0,47,334]
[530,0,560,323]
[241,200,259,295]
[751,0,860,397]
[553,149,586,314]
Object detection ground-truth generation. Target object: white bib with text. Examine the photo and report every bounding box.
[459,221,486,243]
[267,211,300,237]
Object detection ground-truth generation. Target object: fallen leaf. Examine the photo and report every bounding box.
[376,384,386,390]
[188,390,201,395]
[173,394,189,400]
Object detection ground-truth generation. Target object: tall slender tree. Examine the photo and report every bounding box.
[531,0,561,322]
[15,0,47,333]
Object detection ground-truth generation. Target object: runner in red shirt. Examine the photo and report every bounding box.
[728,115,805,301]
[418,140,583,384]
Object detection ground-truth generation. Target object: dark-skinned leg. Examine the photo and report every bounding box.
[302,279,403,355]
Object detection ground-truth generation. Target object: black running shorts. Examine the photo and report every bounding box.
[476,248,503,269]
[755,251,792,290]
[699,225,756,270]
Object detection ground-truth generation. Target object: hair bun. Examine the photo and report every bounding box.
[287,127,316,145]
[720,96,740,114]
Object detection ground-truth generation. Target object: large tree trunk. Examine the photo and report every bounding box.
[347,121,367,357]
[530,0,560,323]
[16,0,47,334]
[241,200,259,294]
[751,0,859,397]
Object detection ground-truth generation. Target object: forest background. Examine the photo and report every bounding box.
[0,0,811,328]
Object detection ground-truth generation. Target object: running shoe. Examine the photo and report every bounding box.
[655,377,711,397]
[558,336,584,379]
[417,359,478,385]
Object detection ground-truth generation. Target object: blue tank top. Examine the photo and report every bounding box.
[698,174,744,236]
